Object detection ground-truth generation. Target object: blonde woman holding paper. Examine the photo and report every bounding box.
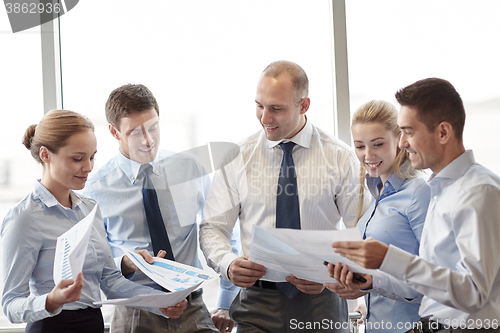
[325,100,431,332]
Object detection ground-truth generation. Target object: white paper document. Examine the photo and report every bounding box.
[53,205,97,284]
[122,247,218,291]
[248,226,379,283]
[94,282,201,308]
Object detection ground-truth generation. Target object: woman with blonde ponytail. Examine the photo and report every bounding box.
[326,100,431,332]
[2,110,186,333]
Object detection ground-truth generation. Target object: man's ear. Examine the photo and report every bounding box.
[39,146,50,163]
[109,124,120,140]
[300,97,310,114]
[437,121,453,144]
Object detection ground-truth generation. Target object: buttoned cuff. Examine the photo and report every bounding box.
[379,244,413,280]
[219,253,240,281]
[371,273,389,291]
[34,294,63,321]
[361,274,392,297]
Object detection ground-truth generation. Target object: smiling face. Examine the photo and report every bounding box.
[110,107,160,164]
[398,106,442,173]
[41,129,97,194]
[255,74,308,141]
[352,122,399,183]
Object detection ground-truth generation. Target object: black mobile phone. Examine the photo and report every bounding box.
[323,261,367,283]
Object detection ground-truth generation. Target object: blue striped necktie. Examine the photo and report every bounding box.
[275,142,301,300]
[141,164,175,261]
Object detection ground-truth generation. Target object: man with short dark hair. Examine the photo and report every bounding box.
[200,61,366,332]
[333,78,500,332]
[83,84,237,333]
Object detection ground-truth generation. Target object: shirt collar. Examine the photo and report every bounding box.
[116,150,160,184]
[365,172,404,199]
[267,116,313,149]
[33,180,83,209]
[429,150,474,182]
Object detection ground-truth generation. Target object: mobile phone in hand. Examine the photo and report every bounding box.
[323,261,368,283]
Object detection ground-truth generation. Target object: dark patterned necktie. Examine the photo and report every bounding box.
[275,142,301,300]
[141,164,175,261]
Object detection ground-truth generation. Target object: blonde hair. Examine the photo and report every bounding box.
[22,110,94,164]
[351,100,417,224]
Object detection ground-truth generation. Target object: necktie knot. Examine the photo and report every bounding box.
[141,164,154,190]
[279,141,296,154]
[141,164,153,175]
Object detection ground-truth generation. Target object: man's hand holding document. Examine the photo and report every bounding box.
[248,226,379,283]
[93,247,218,308]
[120,246,218,291]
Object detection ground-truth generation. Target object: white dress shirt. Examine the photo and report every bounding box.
[200,119,368,280]
[380,150,500,328]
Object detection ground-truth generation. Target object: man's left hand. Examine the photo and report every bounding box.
[286,275,325,294]
[210,308,235,332]
[160,299,187,319]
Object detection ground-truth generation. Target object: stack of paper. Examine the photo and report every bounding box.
[248,226,379,283]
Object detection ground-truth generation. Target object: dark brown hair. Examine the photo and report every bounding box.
[105,84,159,129]
[395,78,465,141]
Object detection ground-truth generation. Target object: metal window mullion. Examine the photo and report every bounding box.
[41,17,62,114]
[331,0,351,146]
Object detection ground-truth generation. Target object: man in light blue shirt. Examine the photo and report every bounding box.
[83,84,238,333]
[333,78,500,332]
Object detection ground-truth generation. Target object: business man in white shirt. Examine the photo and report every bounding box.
[200,60,367,332]
[332,78,500,332]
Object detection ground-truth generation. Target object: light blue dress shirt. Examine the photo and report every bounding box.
[83,150,239,307]
[381,150,500,328]
[217,223,241,309]
[1,181,164,324]
[357,173,430,332]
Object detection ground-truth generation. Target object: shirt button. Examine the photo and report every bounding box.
[384,183,389,187]
[378,280,382,284]
[131,176,135,180]
[433,196,438,201]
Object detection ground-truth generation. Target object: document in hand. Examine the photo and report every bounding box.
[121,246,218,291]
[53,205,97,284]
[94,281,202,308]
[248,226,379,283]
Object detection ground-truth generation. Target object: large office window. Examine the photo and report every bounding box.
[59,0,337,171]
[345,0,500,175]
[0,15,44,330]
